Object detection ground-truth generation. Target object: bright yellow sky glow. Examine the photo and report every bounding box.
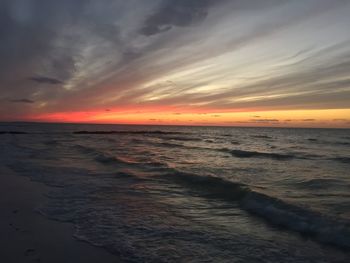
[29,109,350,128]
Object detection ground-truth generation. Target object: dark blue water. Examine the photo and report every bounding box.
[1,123,349,262]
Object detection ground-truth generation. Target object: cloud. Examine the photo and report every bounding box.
[0,0,350,122]
[10,99,34,103]
[249,119,279,123]
[140,0,217,36]
[29,76,63,85]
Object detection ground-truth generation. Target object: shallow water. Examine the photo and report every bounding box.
[1,123,349,262]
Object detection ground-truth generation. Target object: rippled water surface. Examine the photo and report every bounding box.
[1,123,349,262]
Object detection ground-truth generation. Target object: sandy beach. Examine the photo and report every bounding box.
[0,165,120,263]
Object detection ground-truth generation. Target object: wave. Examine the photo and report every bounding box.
[44,140,59,146]
[145,145,296,161]
[251,135,273,139]
[73,144,167,169]
[332,157,350,164]
[0,131,28,134]
[307,138,350,146]
[160,170,350,249]
[155,142,184,148]
[74,146,132,166]
[148,141,222,153]
[335,141,350,146]
[73,130,185,135]
[72,144,99,155]
[72,144,122,164]
[241,191,350,249]
[296,178,347,189]
[94,153,121,164]
[164,136,202,142]
[227,149,295,160]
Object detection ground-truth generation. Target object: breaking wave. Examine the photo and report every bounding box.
[226,149,295,160]
[159,170,350,249]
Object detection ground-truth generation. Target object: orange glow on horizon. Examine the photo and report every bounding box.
[19,107,350,128]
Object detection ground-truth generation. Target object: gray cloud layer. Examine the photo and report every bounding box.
[0,0,350,120]
[140,0,217,36]
[29,76,63,85]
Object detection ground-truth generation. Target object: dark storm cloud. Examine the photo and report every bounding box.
[140,0,216,36]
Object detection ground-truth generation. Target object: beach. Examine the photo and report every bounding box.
[0,165,119,263]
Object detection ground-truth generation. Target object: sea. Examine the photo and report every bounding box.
[1,122,349,262]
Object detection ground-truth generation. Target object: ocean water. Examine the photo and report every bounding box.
[1,123,349,262]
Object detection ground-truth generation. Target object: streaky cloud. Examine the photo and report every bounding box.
[29,76,63,85]
[0,0,350,125]
[140,0,217,36]
[10,98,35,104]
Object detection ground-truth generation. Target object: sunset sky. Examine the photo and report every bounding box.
[1,0,350,127]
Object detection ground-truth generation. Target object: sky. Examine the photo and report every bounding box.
[1,0,350,127]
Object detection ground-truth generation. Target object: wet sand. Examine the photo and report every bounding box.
[0,166,120,263]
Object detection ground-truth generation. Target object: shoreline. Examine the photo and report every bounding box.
[0,166,120,263]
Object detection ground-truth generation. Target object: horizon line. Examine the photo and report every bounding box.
[0,121,349,130]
